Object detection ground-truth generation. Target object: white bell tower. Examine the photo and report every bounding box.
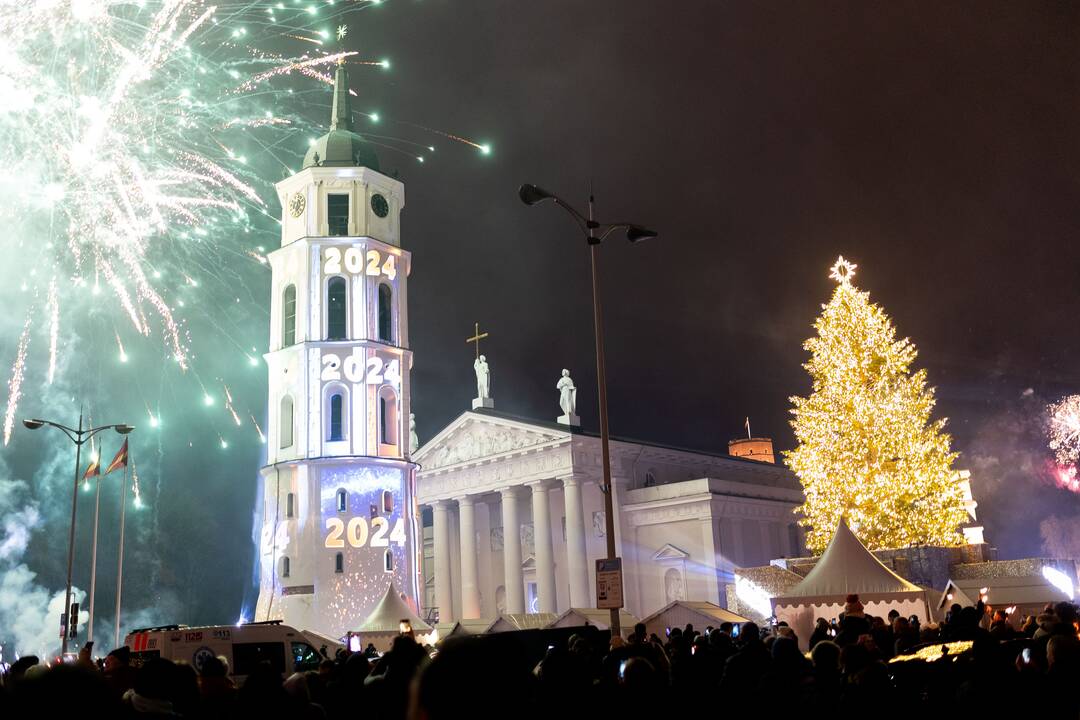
[254,62,421,637]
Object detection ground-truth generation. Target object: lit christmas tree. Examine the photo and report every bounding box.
[785,257,968,554]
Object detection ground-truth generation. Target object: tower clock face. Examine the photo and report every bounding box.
[288,192,306,218]
[370,193,389,218]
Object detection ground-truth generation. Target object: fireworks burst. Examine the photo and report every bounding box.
[0,0,490,448]
[1048,395,1080,466]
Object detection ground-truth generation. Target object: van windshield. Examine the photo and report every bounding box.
[291,641,320,671]
[232,641,286,676]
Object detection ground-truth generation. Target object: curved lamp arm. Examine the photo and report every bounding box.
[519,184,589,235]
[23,418,134,445]
[520,184,657,244]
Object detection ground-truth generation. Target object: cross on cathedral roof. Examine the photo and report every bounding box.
[465,322,489,360]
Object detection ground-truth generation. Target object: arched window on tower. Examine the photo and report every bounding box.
[334,552,343,574]
[378,388,398,455]
[282,284,296,346]
[326,277,347,340]
[336,489,347,513]
[329,392,344,442]
[384,549,394,573]
[281,556,290,579]
[377,283,393,343]
[286,492,294,518]
[279,396,294,449]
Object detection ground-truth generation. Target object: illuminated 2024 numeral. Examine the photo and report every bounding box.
[321,350,400,387]
[325,516,406,549]
[323,247,397,281]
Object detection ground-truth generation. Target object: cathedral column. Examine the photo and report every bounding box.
[500,488,525,614]
[727,516,745,566]
[528,481,557,614]
[699,516,722,606]
[562,475,590,608]
[456,495,481,619]
[432,500,453,622]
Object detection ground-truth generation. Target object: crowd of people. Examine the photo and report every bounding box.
[2,593,1079,718]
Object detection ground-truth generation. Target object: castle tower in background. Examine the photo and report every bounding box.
[728,437,776,464]
[254,62,420,638]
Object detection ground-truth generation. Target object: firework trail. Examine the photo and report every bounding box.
[393,119,492,154]
[46,281,59,385]
[250,413,266,444]
[224,383,242,426]
[2,319,32,444]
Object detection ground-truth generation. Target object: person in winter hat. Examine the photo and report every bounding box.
[844,594,865,618]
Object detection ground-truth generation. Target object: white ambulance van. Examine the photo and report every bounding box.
[124,620,337,681]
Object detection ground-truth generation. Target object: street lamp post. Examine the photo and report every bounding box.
[519,183,656,638]
[23,414,134,657]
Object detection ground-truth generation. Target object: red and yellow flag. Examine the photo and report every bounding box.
[105,439,128,474]
[82,458,100,480]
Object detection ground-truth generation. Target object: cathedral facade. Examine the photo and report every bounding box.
[414,411,804,624]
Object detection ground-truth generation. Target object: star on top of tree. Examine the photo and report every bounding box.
[829,255,857,286]
[336,24,348,42]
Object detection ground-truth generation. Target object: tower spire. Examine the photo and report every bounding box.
[330,61,352,132]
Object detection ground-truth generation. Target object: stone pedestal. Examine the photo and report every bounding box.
[472,397,494,410]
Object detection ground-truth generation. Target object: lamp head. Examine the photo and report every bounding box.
[626,225,658,243]
[115,424,135,435]
[518,183,554,206]
[22,419,44,430]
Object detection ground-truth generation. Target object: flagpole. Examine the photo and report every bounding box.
[114,462,128,649]
[88,470,103,643]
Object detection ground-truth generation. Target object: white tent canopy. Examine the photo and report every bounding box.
[359,583,432,634]
[772,518,931,649]
[783,517,921,599]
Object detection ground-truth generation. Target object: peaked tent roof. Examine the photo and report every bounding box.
[783,518,921,598]
[484,613,558,633]
[358,583,431,633]
[638,600,749,629]
[939,575,1073,610]
[547,608,639,632]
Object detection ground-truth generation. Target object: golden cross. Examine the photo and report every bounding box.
[465,322,489,360]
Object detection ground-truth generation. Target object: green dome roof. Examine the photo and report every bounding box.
[303,128,380,171]
[302,63,379,172]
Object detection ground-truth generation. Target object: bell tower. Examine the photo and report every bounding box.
[254,62,420,637]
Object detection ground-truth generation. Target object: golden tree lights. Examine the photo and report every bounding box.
[784,257,968,554]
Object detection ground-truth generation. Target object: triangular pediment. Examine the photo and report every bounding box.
[414,411,570,472]
[653,543,691,561]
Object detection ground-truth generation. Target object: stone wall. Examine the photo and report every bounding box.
[771,543,997,590]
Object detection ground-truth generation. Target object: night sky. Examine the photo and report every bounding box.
[7,0,1080,635]
[395,0,1080,563]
